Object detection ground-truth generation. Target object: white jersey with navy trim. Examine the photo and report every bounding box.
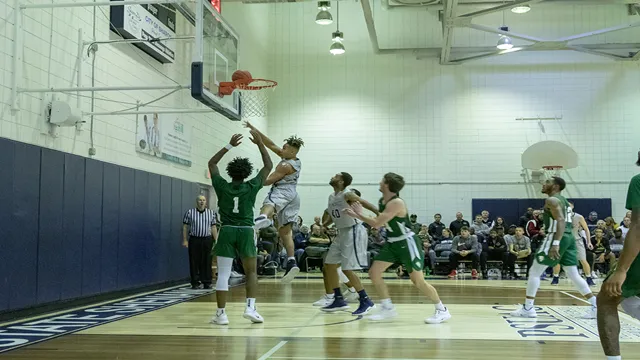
[328,190,360,229]
[273,158,301,189]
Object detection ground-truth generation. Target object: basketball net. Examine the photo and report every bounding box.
[237,80,276,119]
[542,166,563,178]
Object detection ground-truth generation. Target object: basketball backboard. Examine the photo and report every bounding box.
[521,140,579,170]
[191,0,241,121]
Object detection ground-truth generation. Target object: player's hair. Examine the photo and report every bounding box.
[226,157,253,180]
[340,172,353,187]
[350,188,361,197]
[636,150,640,166]
[383,172,405,193]
[460,226,470,232]
[551,176,566,191]
[284,135,304,149]
[435,213,441,217]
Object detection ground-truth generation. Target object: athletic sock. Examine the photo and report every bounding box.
[606,356,621,360]
[435,301,446,311]
[524,298,535,310]
[357,289,369,300]
[380,298,393,309]
[325,293,335,299]
[246,298,256,309]
[287,256,296,262]
[333,287,343,300]
[348,286,356,293]
[588,296,597,307]
[216,308,225,316]
[553,273,559,278]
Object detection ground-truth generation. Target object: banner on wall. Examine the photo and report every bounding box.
[135,113,193,167]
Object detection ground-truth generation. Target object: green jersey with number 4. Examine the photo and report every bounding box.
[543,193,573,237]
[379,196,414,239]
[211,174,263,227]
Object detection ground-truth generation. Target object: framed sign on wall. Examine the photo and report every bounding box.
[109,1,177,64]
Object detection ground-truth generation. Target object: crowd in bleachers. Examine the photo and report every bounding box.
[243,208,633,280]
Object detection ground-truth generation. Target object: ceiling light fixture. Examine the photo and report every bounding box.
[511,5,531,14]
[496,25,514,50]
[329,2,344,55]
[315,1,333,25]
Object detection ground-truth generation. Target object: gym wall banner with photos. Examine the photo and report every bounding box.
[135,113,193,167]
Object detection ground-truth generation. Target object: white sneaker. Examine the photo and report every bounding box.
[510,304,537,318]
[425,308,451,324]
[254,215,271,230]
[591,271,599,279]
[313,294,334,307]
[582,306,597,319]
[367,305,397,321]
[230,270,244,278]
[344,290,359,303]
[243,307,264,323]
[211,312,229,325]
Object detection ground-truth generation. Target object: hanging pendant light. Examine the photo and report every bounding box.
[329,2,344,55]
[315,1,333,25]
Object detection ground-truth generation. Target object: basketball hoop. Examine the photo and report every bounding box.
[542,165,564,176]
[218,78,278,119]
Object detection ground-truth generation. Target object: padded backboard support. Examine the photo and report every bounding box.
[521,140,579,170]
[191,0,241,121]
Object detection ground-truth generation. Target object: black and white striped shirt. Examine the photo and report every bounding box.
[183,208,217,237]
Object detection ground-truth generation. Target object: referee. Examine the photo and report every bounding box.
[182,195,218,289]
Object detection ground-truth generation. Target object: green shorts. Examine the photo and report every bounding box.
[375,236,424,273]
[213,226,257,259]
[604,256,640,299]
[535,234,577,267]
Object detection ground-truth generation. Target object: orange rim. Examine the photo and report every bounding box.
[219,78,278,96]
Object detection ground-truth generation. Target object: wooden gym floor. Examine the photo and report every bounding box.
[2,275,640,360]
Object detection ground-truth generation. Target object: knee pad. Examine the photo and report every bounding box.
[621,296,640,321]
[216,257,234,291]
[337,267,349,284]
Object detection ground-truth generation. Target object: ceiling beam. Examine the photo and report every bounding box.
[440,0,459,64]
[467,23,545,42]
[458,0,545,19]
[556,21,640,42]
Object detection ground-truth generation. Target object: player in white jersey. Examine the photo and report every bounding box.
[319,173,377,315]
[550,203,595,286]
[244,122,303,283]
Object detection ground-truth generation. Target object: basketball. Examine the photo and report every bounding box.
[231,70,252,82]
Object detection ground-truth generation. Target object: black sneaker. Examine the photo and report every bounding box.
[281,259,299,284]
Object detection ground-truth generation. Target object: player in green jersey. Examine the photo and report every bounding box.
[597,152,640,360]
[345,172,451,324]
[511,176,597,319]
[208,131,272,326]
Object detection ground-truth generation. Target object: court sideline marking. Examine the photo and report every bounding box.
[560,291,640,325]
[257,311,325,360]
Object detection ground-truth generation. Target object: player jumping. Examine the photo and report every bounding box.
[319,172,376,315]
[208,131,272,325]
[345,172,451,324]
[243,121,303,283]
[597,152,640,360]
[511,176,597,319]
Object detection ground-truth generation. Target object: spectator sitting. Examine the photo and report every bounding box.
[620,216,631,240]
[418,225,434,270]
[481,210,495,228]
[449,212,470,236]
[480,229,507,278]
[294,225,310,263]
[504,225,517,250]
[428,213,446,241]
[518,207,534,228]
[619,210,632,229]
[506,227,531,279]
[586,211,599,233]
[591,228,616,273]
[310,216,323,234]
[595,220,614,240]
[525,210,543,238]
[491,216,507,234]
[471,214,490,238]
[410,214,422,234]
[604,216,619,233]
[609,229,624,256]
[448,226,479,279]
[292,216,303,240]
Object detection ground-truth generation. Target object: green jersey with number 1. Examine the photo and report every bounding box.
[211,174,263,227]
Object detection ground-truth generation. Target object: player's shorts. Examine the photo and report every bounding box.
[213,226,257,259]
[575,237,586,261]
[324,224,369,271]
[604,256,640,299]
[535,234,577,267]
[263,186,300,226]
[375,235,424,273]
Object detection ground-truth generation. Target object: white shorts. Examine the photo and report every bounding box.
[263,187,300,226]
[575,237,586,261]
[324,224,369,271]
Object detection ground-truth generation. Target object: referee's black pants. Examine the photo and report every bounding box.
[188,236,214,287]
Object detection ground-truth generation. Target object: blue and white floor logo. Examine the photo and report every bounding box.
[0,287,213,353]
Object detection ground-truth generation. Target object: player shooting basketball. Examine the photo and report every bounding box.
[597,151,640,360]
[243,121,304,283]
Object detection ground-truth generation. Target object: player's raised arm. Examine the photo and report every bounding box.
[243,121,283,157]
[345,199,402,229]
[265,161,294,186]
[208,134,243,176]
[249,129,273,183]
[344,192,380,215]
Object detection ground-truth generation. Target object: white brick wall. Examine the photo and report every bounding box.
[0,1,273,197]
[267,1,640,225]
